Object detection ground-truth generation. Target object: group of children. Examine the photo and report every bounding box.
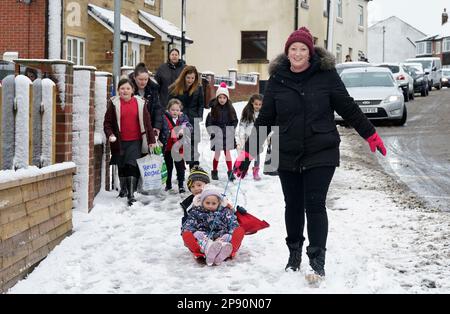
[160,81,264,192]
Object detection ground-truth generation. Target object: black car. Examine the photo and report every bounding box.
[404,64,429,97]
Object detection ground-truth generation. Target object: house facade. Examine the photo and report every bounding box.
[161,0,371,80]
[0,0,191,73]
[368,16,426,63]
[414,9,450,67]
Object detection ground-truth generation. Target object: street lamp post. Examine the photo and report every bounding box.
[181,0,186,62]
[113,0,121,92]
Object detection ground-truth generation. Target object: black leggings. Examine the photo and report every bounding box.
[278,166,336,249]
[118,164,140,178]
[164,151,186,185]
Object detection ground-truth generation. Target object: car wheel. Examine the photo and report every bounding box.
[429,81,433,91]
[410,90,414,100]
[404,91,409,102]
[426,88,429,96]
[436,81,442,90]
[393,105,407,126]
[421,86,427,96]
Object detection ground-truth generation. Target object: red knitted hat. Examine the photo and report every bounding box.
[284,27,315,56]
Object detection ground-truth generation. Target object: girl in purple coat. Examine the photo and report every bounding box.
[181,185,239,266]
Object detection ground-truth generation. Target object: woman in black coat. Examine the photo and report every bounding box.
[168,65,205,169]
[129,63,163,136]
[155,48,186,109]
[233,27,387,278]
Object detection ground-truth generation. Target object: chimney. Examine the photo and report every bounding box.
[442,8,448,25]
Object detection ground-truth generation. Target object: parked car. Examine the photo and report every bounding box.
[377,63,414,102]
[335,61,374,75]
[403,63,429,96]
[0,61,15,85]
[405,57,442,91]
[336,67,407,126]
[441,68,450,88]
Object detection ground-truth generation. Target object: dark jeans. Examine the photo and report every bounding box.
[278,166,336,249]
[164,151,186,186]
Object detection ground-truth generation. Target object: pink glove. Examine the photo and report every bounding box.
[232,151,254,179]
[366,132,387,156]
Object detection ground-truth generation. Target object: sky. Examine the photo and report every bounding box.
[368,0,448,36]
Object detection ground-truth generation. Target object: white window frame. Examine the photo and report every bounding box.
[436,41,442,54]
[336,44,342,64]
[337,0,343,19]
[323,0,328,16]
[123,43,129,66]
[358,5,364,26]
[443,38,450,52]
[131,42,140,67]
[66,36,86,65]
[144,0,155,5]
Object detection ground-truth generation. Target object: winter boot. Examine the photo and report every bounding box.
[127,176,137,206]
[285,240,303,272]
[204,240,222,266]
[165,181,172,191]
[214,241,233,266]
[252,167,261,181]
[179,181,186,194]
[227,170,236,182]
[211,170,219,180]
[118,177,128,198]
[306,246,326,277]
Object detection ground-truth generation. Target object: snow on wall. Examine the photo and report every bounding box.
[13,75,32,169]
[48,0,62,59]
[94,76,108,145]
[1,75,15,170]
[72,70,91,212]
[41,78,56,167]
[52,64,66,109]
[32,79,42,167]
[0,162,76,184]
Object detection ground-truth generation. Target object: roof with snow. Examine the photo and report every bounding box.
[138,10,193,44]
[88,4,154,45]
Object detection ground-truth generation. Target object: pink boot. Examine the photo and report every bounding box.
[214,242,233,265]
[204,240,222,266]
[253,167,261,181]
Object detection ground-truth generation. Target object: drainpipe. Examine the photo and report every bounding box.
[294,0,299,30]
[327,0,335,52]
[113,0,121,91]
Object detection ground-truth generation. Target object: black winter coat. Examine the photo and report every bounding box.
[155,61,186,109]
[129,73,163,131]
[206,104,238,151]
[248,47,375,172]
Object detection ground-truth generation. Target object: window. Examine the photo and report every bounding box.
[323,0,329,17]
[337,0,343,19]
[131,43,140,67]
[436,41,441,54]
[336,44,342,64]
[123,43,129,66]
[66,36,85,65]
[358,5,364,26]
[443,38,450,52]
[301,0,309,9]
[144,0,155,5]
[417,41,433,55]
[241,31,267,62]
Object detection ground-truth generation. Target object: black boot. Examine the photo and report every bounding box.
[179,182,186,194]
[211,170,219,180]
[285,240,303,272]
[127,176,137,206]
[306,246,326,277]
[118,177,127,198]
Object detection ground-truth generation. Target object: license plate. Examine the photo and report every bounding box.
[361,107,378,114]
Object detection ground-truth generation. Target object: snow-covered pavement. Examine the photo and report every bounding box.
[9,103,450,293]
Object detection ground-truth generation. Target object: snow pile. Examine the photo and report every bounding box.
[31,79,42,167]
[72,70,91,212]
[52,64,66,109]
[139,10,192,41]
[40,79,56,167]
[1,75,15,170]
[0,162,75,185]
[48,0,62,59]
[13,75,32,169]
[94,76,108,145]
[8,102,450,293]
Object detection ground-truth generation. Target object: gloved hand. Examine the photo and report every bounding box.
[233,151,253,178]
[366,132,386,156]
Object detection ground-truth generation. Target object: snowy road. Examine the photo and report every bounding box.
[9,103,450,293]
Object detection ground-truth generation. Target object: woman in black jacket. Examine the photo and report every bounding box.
[168,65,205,169]
[233,27,387,278]
[155,48,186,109]
[129,63,163,136]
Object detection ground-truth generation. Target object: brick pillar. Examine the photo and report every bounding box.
[88,69,96,211]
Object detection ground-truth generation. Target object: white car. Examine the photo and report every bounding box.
[336,67,407,126]
[377,63,414,102]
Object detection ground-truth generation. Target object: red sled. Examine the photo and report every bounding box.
[236,211,270,235]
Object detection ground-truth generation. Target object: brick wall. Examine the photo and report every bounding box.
[0,0,46,59]
[0,165,76,293]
